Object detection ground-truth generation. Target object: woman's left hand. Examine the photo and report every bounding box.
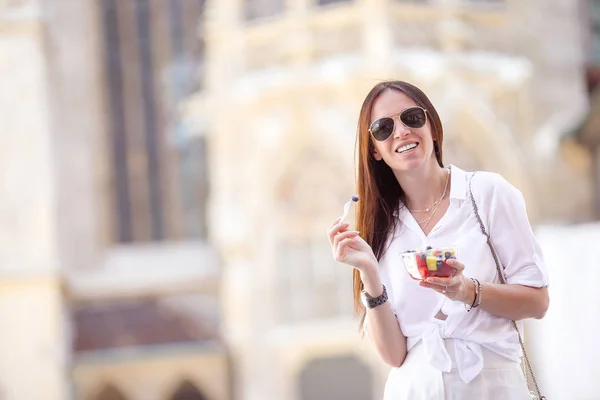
[418,258,473,304]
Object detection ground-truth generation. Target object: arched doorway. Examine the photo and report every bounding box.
[299,354,373,400]
[94,384,128,400]
[170,379,208,400]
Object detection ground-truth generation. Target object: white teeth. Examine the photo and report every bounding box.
[397,143,417,153]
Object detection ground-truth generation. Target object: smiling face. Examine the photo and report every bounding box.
[369,89,438,173]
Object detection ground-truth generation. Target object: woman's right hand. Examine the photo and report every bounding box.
[328,220,406,368]
[327,218,378,273]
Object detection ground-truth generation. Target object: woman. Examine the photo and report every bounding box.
[327,81,549,399]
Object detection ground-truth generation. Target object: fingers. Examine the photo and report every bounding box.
[329,217,341,228]
[421,272,460,290]
[419,281,447,293]
[424,276,457,287]
[332,230,360,253]
[327,218,350,245]
[334,235,360,262]
[421,259,464,287]
[446,258,464,271]
[417,259,467,299]
[333,231,358,248]
[419,280,460,298]
[333,238,354,263]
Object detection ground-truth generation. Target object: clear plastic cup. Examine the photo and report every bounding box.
[400,246,458,280]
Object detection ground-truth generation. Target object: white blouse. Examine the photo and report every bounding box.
[373,164,549,384]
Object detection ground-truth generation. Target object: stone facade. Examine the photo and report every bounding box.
[0,0,596,399]
[0,1,68,399]
[1,0,227,399]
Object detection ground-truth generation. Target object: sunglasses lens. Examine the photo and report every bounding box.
[370,118,395,141]
[401,107,426,128]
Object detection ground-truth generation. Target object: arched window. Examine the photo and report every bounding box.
[170,379,208,400]
[299,354,373,400]
[99,0,208,243]
[94,384,128,400]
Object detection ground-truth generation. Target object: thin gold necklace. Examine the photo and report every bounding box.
[408,168,450,213]
[415,193,444,230]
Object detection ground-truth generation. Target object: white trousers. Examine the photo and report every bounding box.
[383,339,532,400]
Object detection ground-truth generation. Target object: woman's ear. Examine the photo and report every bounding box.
[373,148,383,161]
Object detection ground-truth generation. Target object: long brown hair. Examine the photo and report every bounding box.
[353,81,444,331]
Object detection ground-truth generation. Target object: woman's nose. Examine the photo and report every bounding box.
[393,118,411,138]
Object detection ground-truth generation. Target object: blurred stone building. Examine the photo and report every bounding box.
[0,0,598,399]
[1,0,226,399]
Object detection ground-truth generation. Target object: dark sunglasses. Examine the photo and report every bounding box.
[368,106,428,141]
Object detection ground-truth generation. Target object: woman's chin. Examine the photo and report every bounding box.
[391,157,426,173]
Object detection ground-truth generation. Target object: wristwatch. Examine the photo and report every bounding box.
[361,285,388,309]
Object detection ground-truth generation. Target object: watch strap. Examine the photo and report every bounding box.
[363,285,388,309]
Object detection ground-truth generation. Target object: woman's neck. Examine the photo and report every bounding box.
[395,163,449,211]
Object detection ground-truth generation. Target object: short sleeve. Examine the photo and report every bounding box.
[484,174,549,288]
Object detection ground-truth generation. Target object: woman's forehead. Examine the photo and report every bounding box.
[370,90,417,123]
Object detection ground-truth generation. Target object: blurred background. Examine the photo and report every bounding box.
[1,0,599,399]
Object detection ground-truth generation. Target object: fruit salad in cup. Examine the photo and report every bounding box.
[401,246,458,280]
